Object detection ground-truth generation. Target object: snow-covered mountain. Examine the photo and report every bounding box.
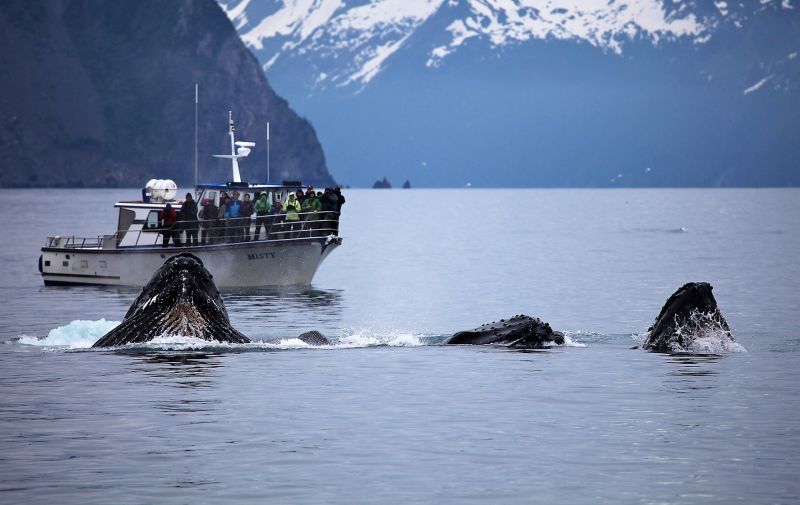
[220,0,799,187]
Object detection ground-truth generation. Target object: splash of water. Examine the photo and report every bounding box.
[634,309,746,354]
[18,319,120,349]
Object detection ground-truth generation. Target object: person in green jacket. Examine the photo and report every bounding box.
[284,193,301,238]
[301,190,322,237]
[253,192,271,241]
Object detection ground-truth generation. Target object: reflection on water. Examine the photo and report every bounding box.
[224,287,344,337]
[666,353,722,375]
[662,353,721,395]
[125,351,224,386]
[123,352,225,415]
[224,286,343,310]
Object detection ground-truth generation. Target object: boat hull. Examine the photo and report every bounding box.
[40,237,341,287]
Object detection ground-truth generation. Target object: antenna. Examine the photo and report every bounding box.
[213,111,255,183]
[194,83,198,191]
[267,121,270,184]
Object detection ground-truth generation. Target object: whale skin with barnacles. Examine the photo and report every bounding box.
[444,315,565,348]
[92,253,249,347]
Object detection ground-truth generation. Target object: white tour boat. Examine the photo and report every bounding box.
[39,114,343,287]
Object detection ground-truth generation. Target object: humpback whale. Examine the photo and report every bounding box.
[642,282,734,353]
[295,331,332,346]
[92,253,250,347]
[444,315,565,348]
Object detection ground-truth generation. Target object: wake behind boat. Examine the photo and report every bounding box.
[39,113,343,287]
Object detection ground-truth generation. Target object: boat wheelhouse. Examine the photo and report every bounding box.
[39,113,342,287]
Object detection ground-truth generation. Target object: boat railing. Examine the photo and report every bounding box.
[45,211,341,249]
[45,235,105,249]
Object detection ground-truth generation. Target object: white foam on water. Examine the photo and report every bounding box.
[338,328,425,348]
[561,333,588,348]
[683,335,747,354]
[18,319,121,349]
[634,310,747,354]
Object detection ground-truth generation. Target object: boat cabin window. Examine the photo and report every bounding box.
[117,208,135,233]
[144,210,161,230]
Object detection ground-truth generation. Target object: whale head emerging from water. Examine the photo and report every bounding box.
[92,253,250,347]
[445,315,565,348]
[642,282,734,353]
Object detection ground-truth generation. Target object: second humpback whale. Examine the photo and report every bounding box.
[92,253,250,347]
[641,282,734,353]
[444,315,565,348]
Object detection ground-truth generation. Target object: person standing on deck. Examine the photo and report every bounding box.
[284,193,301,238]
[226,191,242,242]
[217,191,229,244]
[321,188,338,235]
[253,192,271,241]
[239,193,254,241]
[159,203,181,247]
[269,199,284,240]
[333,187,345,234]
[199,196,218,245]
[180,193,199,246]
[301,190,321,237]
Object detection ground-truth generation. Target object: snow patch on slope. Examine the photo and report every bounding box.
[428,0,706,67]
[743,74,774,95]
[222,0,710,86]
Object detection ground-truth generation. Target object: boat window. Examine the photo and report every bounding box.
[117,208,135,233]
[144,210,161,230]
[116,208,136,246]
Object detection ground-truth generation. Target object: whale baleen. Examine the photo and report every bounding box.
[444,315,565,348]
[92,253,250,347]
[642,282,734,353]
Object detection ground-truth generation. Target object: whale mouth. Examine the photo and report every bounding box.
[158,302,207,337]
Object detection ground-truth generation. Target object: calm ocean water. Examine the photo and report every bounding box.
[1,188,799,504]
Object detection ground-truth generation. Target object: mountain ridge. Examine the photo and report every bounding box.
[0,0,335,188]
[221,0,800,187]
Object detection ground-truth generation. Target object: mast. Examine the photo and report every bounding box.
[267,121,270,184]
[194,83,198,191]
[228,111,240,182]
[213,111,254,183]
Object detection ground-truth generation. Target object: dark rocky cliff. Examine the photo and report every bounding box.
[0,0,335,187]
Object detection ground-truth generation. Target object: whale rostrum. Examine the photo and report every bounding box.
[92,253,249,347]
[641,282,734,353]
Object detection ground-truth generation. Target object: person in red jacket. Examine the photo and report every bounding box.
[159,203,182,247]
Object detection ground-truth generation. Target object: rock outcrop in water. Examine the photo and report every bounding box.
[642,282,735,353]
[372,177,392,189]
[444,315,565,348]
[0,0,335,188]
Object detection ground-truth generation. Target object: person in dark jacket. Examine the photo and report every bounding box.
[321,188,338,235]
[180,193,199,246]
[269,199,284,240]
[217,191,229,243]
[159,203,181,247]
[239,193,254,241]
[199,196,219,245]
[333,187,345,233]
